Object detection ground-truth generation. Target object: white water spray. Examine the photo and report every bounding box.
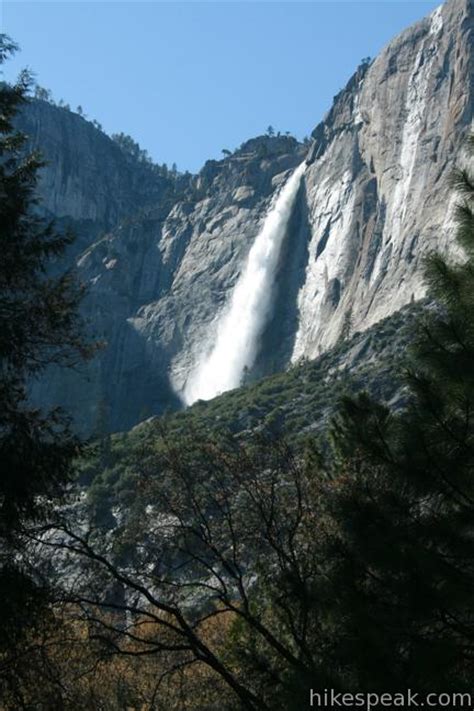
[182,162,306,406]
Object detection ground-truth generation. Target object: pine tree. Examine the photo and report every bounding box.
[320,133,474,693]
[0,34,91,693]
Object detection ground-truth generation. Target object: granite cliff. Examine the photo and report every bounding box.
[19,0,473,433]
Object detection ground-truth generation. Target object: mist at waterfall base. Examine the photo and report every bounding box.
[181,162,306,406]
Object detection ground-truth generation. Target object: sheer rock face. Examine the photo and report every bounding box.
[18,100,172,226]
[21,0,473,432]
[292,0,473,360]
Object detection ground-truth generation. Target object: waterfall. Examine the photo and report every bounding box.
[182,161,306,406]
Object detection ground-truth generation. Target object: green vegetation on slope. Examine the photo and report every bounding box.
[80,301,426,522]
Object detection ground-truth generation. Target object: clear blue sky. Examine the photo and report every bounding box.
[3,1,440,173]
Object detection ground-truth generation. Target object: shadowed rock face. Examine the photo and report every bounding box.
[20,0,473,433]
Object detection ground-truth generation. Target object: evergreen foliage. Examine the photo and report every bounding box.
[0,34,91,698]
[0,35,90,527]
[314,133,474,692]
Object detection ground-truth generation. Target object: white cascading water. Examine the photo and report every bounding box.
[182,161,306,406]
